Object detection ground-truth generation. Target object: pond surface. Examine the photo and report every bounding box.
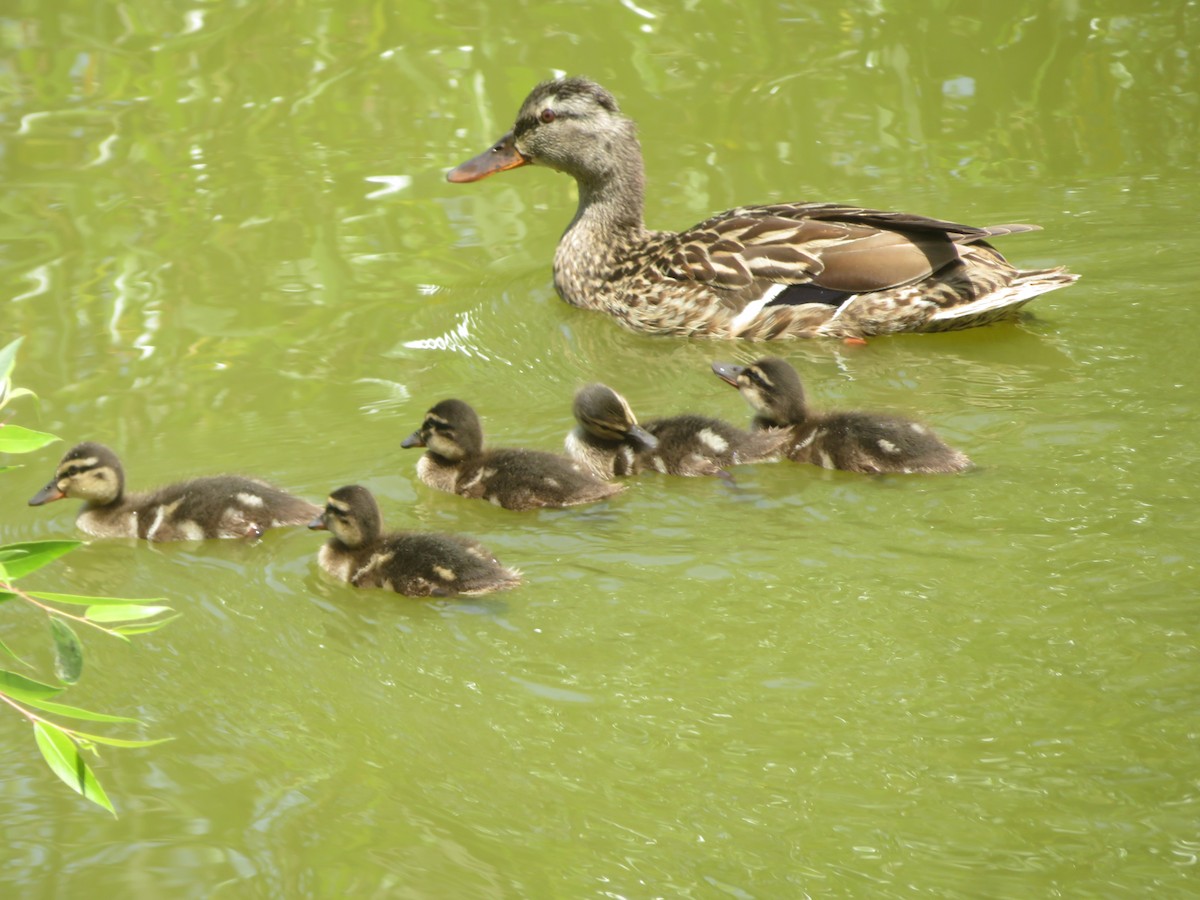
[2,1,1198,896]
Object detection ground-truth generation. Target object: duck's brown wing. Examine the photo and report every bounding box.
[656,203,1035,300]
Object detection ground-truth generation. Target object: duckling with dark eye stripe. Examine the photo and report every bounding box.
[711,358,972,474]
[401,398,622,510]
[566,383,789,478]
[28,441,320,540]
[309,485,520,596]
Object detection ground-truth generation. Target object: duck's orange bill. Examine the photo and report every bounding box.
[28,482,65,506]
[446,132,529,183]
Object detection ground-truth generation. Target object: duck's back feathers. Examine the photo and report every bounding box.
[319,532,520,597]
[656,204,1076,339]
[790,413,971,474]
[118,476,319,541]
[640,414,788,476]
[455,448,623,509]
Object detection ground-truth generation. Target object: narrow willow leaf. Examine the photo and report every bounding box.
[2,386,36,406]
[0,668,64,701]
[0,549,30,563]
[111,615,181,637]
[32,721,115,815]
[0,424,60,454]
[16,696,141,725]
[50,618,84,684]
[0,541,82,580]
[68,731,173,749]
[29,590,167,608]
[85,604,172,624]
[0,464,21,473]
[0,634,29,666]
[0,336,22,385]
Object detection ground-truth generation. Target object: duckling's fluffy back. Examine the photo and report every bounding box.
[445,447,623,510]
[791,412,971,474]
[319,531,520,597]
[640,414,788,476]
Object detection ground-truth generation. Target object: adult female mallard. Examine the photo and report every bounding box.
[711,358,971,474]
[447,77,1077,341]
[28,441,319,540]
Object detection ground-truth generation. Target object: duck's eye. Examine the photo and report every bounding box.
[539,108,556,124]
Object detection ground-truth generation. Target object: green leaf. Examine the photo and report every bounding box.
[0,336,22,386]
[32,721,115,815]
[68,730,173,749]
[50,618,84,684]
[0,424,59,454]
[17,696,142,724]
[0,542,83,579]
[111,615,181,637]
[0,465,20,473]
[0,668,64,701]
[85,604,172,623]
[28,590,167,608]
[0,590,20,603]
[0,385,36,413]
[0,549,30,562]
[0,633,29,666]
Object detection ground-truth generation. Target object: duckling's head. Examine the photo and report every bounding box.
[29,441,124,507]
[309,485,381,550]
[400,399,484,462]
[447,77,639,187]
[711,357,808,426]
[572,383,659,450]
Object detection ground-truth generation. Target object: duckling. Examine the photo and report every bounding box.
[28,441,320,540]
[711,358,972,474]
[566,382,788,478]
[309,485,520,597]
[400,399,622,510]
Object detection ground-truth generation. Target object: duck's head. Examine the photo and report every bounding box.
[573,383,659,450]
[29,441,124,507]
[711,358,808,426]
[309,485,381,549]
[400,398,484,462]
[447,77,637,185]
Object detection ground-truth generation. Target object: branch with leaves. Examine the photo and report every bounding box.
[1,336,176,815]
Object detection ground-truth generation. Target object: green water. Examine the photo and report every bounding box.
[3,1,1198,896]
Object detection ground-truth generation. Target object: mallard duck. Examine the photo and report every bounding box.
[567,382,787,478]
[711,358,971,474]
[309,485,520,596]
[447,76,1077,340]
[400,398,622,510]
[28,441,320,540]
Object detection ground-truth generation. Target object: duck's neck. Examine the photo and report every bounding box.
[554,132,651,308]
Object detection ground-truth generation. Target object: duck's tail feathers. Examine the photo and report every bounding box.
[926,267,1079,330]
